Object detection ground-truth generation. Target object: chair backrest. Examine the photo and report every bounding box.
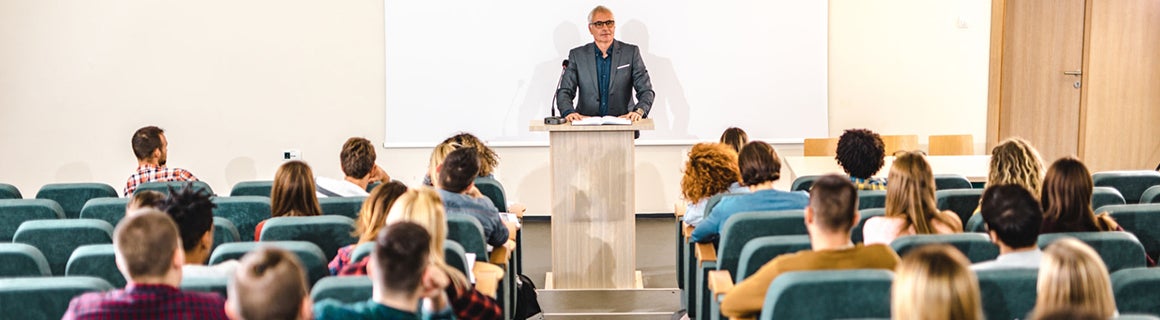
[881,135,919,155]
[1102,204,1160,262]
[803,138,839,157]
[259,215,357,261]
[474,176,508,211]
[1140,185,1160,204]
[858,190,887,210]
[0,183,21,200]
[760,269,894,320]
[934,174,973,190]
[966,212,987,233]
[35,183,118,219]
[209,241,328,285]
[791,175,820,192]
[79,197,130,226]
[890,233,999,263]
[349,240,470,276]
[928,134,974,156]
[180,276,229,298]
[311,276,373,304]
[936,188,983,226]
[229,180,273,197]
[135,180,214,196]
[718,210,807,274]
[14,219,114,275]
[447,214,488,262]
[350,242,374,265]
[1038,232,1147,272]
[1092,171,1160,204]
[66,244,124,287]
[317,196,366,220]
[0,276,114,320]
[212,217,240,253]
[0,243,51,277]
[1112,267,1160,316]
[1093,187,1128,212]
[976,268,1038,320]
[0,199,65,241]
[736,235,811,282]
[704,193,741,219]
[852,208,886,243]
[212,196,271,241]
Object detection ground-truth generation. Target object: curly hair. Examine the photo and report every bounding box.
[835,128,885,179]
[443,133,500,177]
[988,138,1044,196]
[680,143,741,203]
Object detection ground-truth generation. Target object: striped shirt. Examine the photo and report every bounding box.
[850,176,887,191]
[123,164,198,196]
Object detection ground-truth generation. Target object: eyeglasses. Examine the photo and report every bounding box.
[590,20,615,28]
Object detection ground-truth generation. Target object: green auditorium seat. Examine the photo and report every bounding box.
[474,176,508,210]
[791,175,820,192]
[350,240,470,276]
[1116,315,1160,320]
[229,180,272,197]
[0,199,64,241]
[349,242,372,265]
[759,269,893,320]
[706,235,811,320]
[317,196,365,220]
[212,217,240,253]
[696,210,807,320]
[1112,268,1160,316]
[365,181,381,193]
[1102,204,1160,262]
[0,183,21,199]
[135,180,214,196]
[447,214,488,263]
[890,233,999,263]
[0,243,51,277]
[209,241,327,285]
[936,188,983,225]
[181,276,228,298]
[35,183,117,219]
[14,219,114,275]
[858,190,887,210]
[1038,232,1146,272]
[1093,171,1160,204]
[66,244,124,288]
[258,215,357,261]
[1093,187,1128,212]
[311,276,372,304]
[211,196,271,241]
[78,198,130,226]
[966,213,986,233]
[1141,185,1160,204]
[976,269,1037,320]
[934,174,972,190]
[852,208,886,244]
[0,276,113,320]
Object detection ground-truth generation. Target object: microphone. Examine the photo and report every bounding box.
[544,59,569,125]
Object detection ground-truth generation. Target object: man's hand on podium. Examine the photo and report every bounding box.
[618,111,642,122]
[565,113,586,122]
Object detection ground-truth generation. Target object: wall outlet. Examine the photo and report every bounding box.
[282,149,302,161]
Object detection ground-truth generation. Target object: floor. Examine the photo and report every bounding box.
[520,216,678,289]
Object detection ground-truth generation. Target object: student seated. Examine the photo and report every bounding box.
[127,189,166,212]
[1040,157,1123,233]
[1030,238,1117,319]
[971,184,1043,270]
[226,247,312,320]
[123,126,200,196]
[680,143,746,226]
[436,148,515,248]
[690,141,809,243]
[159,185,238,278]
[718,127,748,154]
[255,160,323,240]
[862,151,962,245]
[315,137,391,197]
[892,244,983,320]
[835,128,887,190]
[329,181,408,275]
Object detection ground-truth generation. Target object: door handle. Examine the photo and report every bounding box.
[1064,70,1083,76]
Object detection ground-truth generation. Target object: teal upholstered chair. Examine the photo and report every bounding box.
[890,233,999,263]
[135,180,214,196]
[446,214,489,263]
[317,196,365,220]
[1117,315,1160,320]
[65,244,124,288]
[212,217,240,253]
[35,183,118,219]
[1140,185,1160,204]
[1093,171,1160,204]
[976,269,1037,320]
[936,188,983,225]
[0,199,64,241]
[474,176,508,210]
[1112,267,1160,316]
[696,210,807,320]
[1102,204,1160,262]
[349,242,373,266]
[707,235,811,320]
[0,243,51,277]
[759,270,894,320]
[311,276,373,304]
[934,174,972,190]
[1038,232,1147,272]
[209,241,327,285]
[1093,187,1128,211]
[791,175,820,192]
[13,219,114,275]
[0,183,21,200]
[852,208,886,244]
[259,215,357,261]
[966,213,986,233]
[0,276,113,320]
[78,198,130,226]
[858,190,887,210]
[181,276,229,298]
[229,180,272,197]
[211,196,271,241]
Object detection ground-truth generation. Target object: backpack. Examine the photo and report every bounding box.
[514,273,543,319]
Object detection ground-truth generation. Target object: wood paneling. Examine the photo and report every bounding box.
[929,134,975,156]
[803,138,839,156]
[881,135,919,155]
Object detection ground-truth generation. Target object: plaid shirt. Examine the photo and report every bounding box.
[123,164,198,196]
[850,176,887,191]
[338,257,503,319]
[63,283,228,320]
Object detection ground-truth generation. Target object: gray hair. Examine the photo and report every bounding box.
[588,5,612,23]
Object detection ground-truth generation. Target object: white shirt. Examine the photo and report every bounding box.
[971,248,1043,271]
[315,176,369,198]
[182,260,240,278]
[682,182,751,226]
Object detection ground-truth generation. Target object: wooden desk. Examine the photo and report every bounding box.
[783,155,991,182]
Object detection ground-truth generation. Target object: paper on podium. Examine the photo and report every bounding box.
[571,116,631,126]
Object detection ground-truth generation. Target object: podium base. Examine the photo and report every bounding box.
[545,271,643,290]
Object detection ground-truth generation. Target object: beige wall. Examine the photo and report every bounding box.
[0,0,990,215]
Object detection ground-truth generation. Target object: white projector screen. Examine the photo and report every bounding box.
[384,0,828,147]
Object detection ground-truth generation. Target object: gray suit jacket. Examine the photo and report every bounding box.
[555,40,655,117]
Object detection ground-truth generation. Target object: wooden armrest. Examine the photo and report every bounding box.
[472,261,505,298]
[695,242,717,265]
[489,240,515,265]
[507,203,526,219]
[683,223,695,239]
[674,201,687,218]
[707,270,735,298]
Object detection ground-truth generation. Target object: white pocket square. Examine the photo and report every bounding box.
[617,64,630,69]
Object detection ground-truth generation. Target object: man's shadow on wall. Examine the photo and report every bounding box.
[621,20,693,140]
[508,23,582,139]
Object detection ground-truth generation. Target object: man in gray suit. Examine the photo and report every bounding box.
[556,5,655,122]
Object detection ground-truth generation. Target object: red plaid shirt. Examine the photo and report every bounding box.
[123,164,198,196]
[62,283,228,320]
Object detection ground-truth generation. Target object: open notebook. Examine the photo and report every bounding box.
[571,116,631,126]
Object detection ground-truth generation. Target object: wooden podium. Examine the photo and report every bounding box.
[530,119,654,289]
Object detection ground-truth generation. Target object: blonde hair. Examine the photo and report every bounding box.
[384,187,471,290]
[885,151,962,234]
[427,141,462,187]
[892,244,982,320]
[989,138,1045,196]
[1033,238,1116,319]
[352,181,409,244]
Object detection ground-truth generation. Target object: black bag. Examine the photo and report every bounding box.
[513,274,543,319]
